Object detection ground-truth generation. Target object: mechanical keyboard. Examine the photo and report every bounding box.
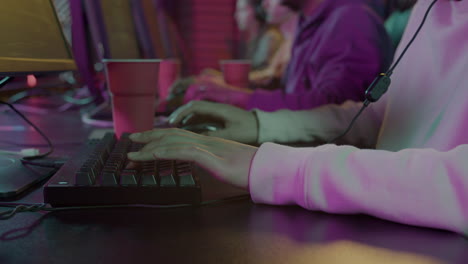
[43,133,201,206]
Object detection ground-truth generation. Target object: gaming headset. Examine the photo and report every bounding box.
[331,0,461,142]
[251,0,268,23]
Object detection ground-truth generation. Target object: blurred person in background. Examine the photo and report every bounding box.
[177,0,393,112]
[167,0,287,108]
[237,0,284,70]
[248,0,298,89]
[202,0,298,89]
[202,0,284,74]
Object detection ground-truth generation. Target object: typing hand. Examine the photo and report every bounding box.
[197,72,226,87]
[165,77,196,112]
[168,101,259,144]
[199,68,223,77]
[127,128,258,189]
[249,68,274,86]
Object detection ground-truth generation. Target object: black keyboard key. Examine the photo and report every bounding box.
[120,173,137,186]
[100,172,118,186]
[109,153,125,160]
[179,174,195,187]
[158,160,172,170]
[101,133,116,149]
[75,172,93,186]
[142,165,155,173]
[103,165,118,173]
[79,167,96,182]
[160,174,176,187]
[141,174,157,186]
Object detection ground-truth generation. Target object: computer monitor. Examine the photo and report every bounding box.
[0,0,76,76]
[0,0,76,199]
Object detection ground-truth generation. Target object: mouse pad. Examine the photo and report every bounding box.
[0,157,56,198]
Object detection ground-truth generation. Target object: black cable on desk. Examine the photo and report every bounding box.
[0,101,54,161]
[0,195,251,220]
[0,76,56,162]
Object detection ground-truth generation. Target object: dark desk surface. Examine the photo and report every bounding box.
[0,102,467,264]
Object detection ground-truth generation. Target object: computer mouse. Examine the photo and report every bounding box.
[180,123,223,134]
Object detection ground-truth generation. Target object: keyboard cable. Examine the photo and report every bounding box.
[0,195,251,220]
[0,77,61,167]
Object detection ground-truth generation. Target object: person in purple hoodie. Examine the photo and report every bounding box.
[180,0,393,111]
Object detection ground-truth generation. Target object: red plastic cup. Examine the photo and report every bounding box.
[103,59,161,138]
[158,59,181,101]
[220,60,251,88]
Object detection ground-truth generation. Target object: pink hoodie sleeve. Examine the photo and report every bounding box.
[249,142,468,234]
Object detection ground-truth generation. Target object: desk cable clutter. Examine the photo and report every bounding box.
[0,77,56,163]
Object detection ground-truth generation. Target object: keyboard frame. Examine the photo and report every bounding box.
[43,134,202,207]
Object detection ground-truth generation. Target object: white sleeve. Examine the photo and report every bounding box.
[254,100,384,147]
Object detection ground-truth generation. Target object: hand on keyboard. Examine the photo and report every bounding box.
[128,128,257,190]
[44,133,203,206]
[168,101,259,144]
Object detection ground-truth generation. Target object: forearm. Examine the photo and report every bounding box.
[254,100,383,147]
[249,143,468,234]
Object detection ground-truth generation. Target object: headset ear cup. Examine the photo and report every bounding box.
[392,0,418,11]
[250,0,267,23]
[255,5,267,22]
